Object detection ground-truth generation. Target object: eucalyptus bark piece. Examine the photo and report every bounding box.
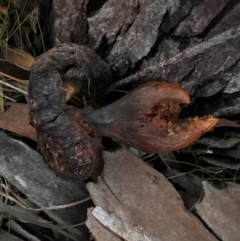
[84,81,218,153]
[88,0,199,76]
[86,209,122,241]
[198,61,240,117]
[29,43,110,180]
[205,1,240,39]
[0,131,90,240]
[174,0,231,36]
[48,0,89,47]
[111,24,240,96]
[86,149,218,241]
[196,181,240,241]
[184,127,240,170]
[105,0,169,71]
[88,0,140,49]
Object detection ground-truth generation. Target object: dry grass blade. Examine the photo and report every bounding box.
[0,200,79,241]
[0,79,27,95]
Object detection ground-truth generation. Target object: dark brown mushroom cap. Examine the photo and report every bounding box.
[29,43,110,128]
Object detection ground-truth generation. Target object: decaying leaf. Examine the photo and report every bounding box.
[0,46,34,70]
[0,103,37,141]
[84,81,219,153]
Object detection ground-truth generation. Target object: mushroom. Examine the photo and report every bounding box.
[29,43,218,180]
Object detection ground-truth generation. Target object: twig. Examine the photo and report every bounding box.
[0,189,91,211]
[28,197,91,211]
[60,222,86,229]
[0,71,28,85]
[0,181,30,207]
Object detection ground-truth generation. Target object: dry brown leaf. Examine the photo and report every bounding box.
[196,181,240,241]
[0,6,8,15]
[0,103,37,141]
[0,60,30,80]
[0,46,34,70]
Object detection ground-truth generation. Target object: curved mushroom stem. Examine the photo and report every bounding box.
[29,43,109,179]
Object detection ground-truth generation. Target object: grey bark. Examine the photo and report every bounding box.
[0,131,90,240]
[87,0,240,168]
